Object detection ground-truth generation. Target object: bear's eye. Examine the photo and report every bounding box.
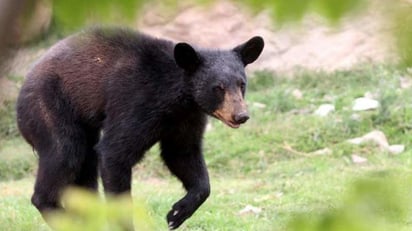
[240,82,246,92]
[213,84,225,93]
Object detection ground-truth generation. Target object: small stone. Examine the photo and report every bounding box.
[388,145,405,154]
[238,205,262,215]
[352,97,380,111]
[347,130,389,149]
[351,154,368,164]
[314,104,335,117]
[291,89,303,99]
[347,137,363,145]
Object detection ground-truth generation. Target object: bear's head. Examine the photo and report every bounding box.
[174,36,264,128]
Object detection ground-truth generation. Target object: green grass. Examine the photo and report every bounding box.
[1,65,412,230]
[0,139,36,181]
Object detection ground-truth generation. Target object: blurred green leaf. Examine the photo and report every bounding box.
[52,0,145,31]
[392,3,412,68]
[314,0,364,22]
[48,187,155,231]
[240,0,365,23]
[272,0,313,22]
[287,173,412,231]
[51,0,367,31]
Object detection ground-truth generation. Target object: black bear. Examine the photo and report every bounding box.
[16,27,264,229]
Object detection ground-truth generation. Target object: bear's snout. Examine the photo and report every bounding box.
[233,112,249,124]
[212,89,249,128]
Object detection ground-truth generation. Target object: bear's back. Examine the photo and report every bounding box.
[30,27,174,85]
[23,28,175,123]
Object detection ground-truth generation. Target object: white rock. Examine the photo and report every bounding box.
[347,130,389,149]
[291,89,303,99]
[238,205,262,215]
[314,104,335,117]
[347,130,405,154]
[352,97,380,111]
[347,137,363,145]
[388,145,405,154]
[351,154,368,164]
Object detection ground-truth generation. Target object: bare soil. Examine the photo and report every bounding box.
[137,1,394,74]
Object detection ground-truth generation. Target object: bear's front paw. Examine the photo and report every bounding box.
[166,203,192,230]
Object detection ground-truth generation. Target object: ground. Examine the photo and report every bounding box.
[1,65,412,230]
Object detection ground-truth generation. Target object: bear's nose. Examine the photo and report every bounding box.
[233,112,249,124]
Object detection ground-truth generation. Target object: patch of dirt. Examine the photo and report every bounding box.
[137,0,394,74]
[7,0,396,80]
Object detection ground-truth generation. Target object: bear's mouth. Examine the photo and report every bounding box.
[212,112,241,129]
[224,120,241,129]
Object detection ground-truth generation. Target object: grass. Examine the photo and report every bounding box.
[0,139,36,181]
[1,64,412,230]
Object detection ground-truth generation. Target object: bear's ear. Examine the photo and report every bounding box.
[174,43,201,72]
[233,36,264,66]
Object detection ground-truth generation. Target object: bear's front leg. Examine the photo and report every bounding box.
[97,118,159,230]
[98,134,137,195]
[160,135,210,230]
[98,138,135,231]
[98,109,161,195]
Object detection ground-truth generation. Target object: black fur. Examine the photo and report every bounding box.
[16,27,264,229]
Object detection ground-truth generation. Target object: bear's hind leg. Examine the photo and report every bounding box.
[31,152,68,214]
[72,129,100,191]
[31,127,92,218]
[18,75,95,218]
